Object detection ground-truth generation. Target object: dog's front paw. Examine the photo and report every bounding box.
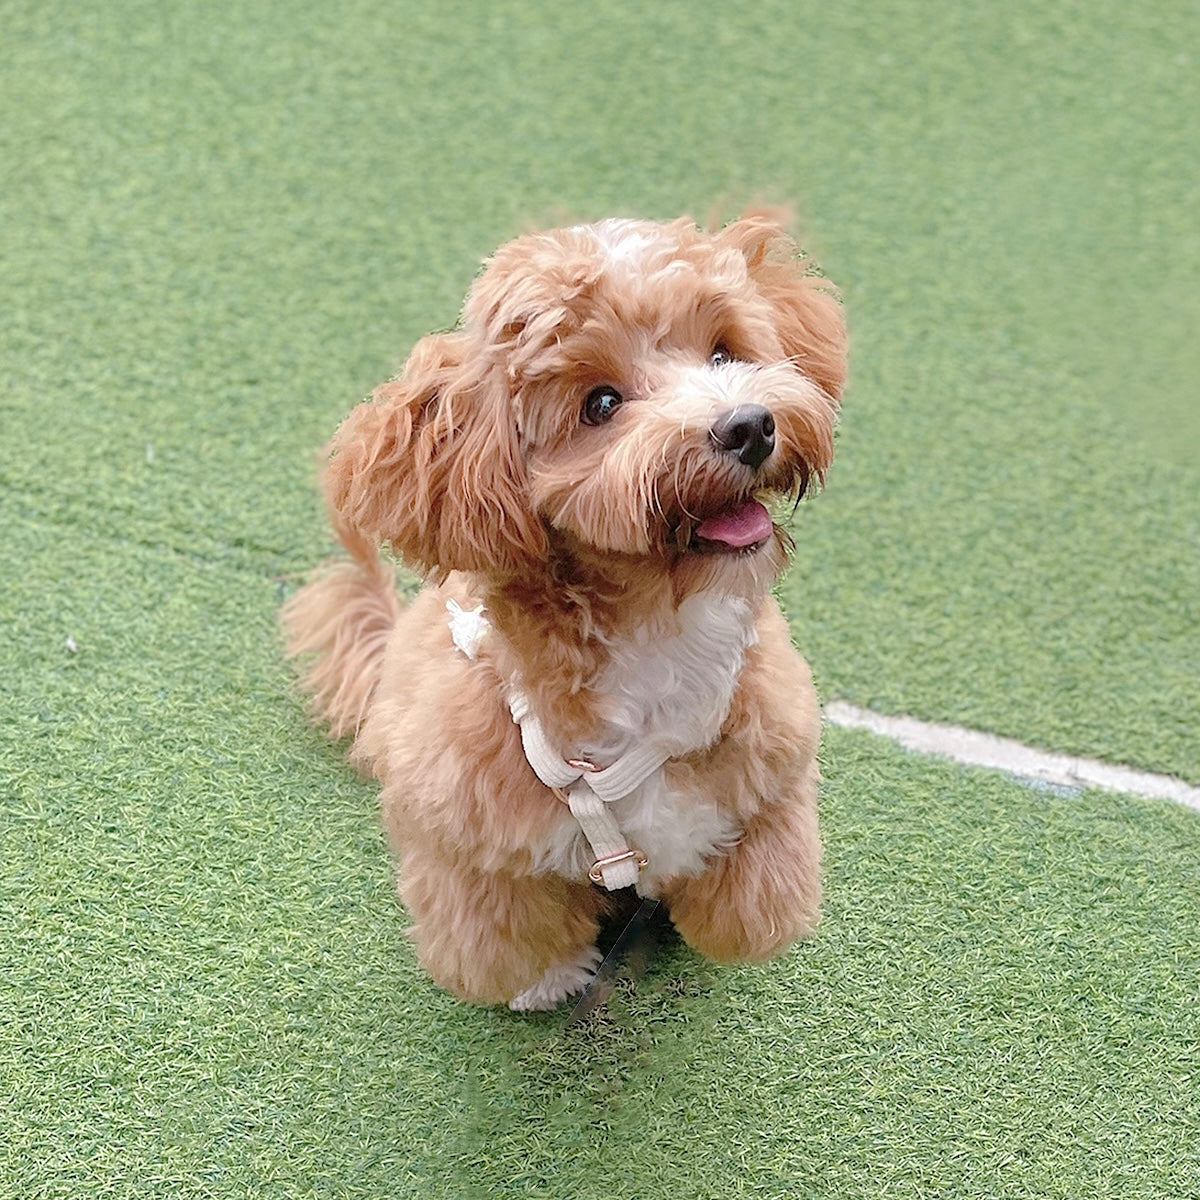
[508,945,604,1012]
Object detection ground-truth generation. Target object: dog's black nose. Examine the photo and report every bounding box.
[710,404,776,470]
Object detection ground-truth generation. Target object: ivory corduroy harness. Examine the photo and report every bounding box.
[447,599,659,891]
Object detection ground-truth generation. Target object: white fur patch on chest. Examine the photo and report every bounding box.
[589,592,758,757]
[530,593,758,889]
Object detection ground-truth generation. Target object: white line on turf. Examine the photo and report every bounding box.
[824,700,1200,813]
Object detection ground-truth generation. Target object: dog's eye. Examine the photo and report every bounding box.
[582,385,624,426]
[710,343,735,367]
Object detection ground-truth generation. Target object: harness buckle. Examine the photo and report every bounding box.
[588,848,649,885]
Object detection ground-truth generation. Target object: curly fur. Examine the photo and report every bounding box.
[283,210,846,1007]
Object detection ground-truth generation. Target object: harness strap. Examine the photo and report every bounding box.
[508,690,669,890]
[447,601,666,891]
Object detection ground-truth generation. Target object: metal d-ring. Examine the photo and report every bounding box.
[588,848,650,884]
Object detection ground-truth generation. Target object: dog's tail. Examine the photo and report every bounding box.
[281,519,402,742]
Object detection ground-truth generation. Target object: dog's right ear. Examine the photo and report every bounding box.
[323,330,548,578]
[719,210,847,405]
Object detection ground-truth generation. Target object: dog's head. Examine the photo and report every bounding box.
[325,212,846,594]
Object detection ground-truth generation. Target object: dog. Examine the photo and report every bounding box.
[283,211,846,1009]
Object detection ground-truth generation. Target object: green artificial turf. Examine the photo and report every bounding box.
[6,639,1199,1198]
[3,1,1199,1196]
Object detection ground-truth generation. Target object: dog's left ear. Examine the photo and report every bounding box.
[720,210,847,403]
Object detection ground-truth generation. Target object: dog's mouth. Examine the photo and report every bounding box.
[686,498,776,555]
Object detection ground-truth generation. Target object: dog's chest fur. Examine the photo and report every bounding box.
[529,592,757,888]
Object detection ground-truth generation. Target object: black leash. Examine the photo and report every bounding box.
[566,896,664,1025]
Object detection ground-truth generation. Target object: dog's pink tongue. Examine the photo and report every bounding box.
[695,500,774,547]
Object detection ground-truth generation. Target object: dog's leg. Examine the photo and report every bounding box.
[397,843,604,1006]
[662,768,821,963]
